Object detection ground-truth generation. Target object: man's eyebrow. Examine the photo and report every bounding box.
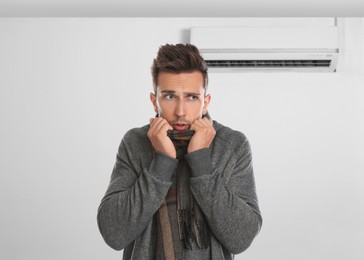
[160,90,201,96]
[185,92,201,96]
[160,90,176,94]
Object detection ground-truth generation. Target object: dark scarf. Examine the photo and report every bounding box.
[158,116,210,260]
[168,130,209,251]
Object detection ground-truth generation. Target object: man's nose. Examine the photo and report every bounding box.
[175,100,186,117]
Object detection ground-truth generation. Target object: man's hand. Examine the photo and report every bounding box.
[188,117,216,154]
[148,117,176,158]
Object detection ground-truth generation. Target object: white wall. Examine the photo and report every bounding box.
[0,18,363,260]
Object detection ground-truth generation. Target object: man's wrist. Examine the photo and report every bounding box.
[185,148,213,177]
[149,152,178,182]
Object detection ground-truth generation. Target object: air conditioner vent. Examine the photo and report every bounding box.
[190,26,340,72]
[206,60,332,68]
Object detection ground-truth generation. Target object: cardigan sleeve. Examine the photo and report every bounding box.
[97,130,178,250]
[185,135,262,255]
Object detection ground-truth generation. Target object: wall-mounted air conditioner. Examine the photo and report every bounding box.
[190,26,340,72]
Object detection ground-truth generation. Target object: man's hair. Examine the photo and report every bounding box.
[151,43,208,93]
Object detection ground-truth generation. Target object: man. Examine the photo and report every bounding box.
[97,43,262,259]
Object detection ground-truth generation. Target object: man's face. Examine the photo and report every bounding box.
[150,71,211,131]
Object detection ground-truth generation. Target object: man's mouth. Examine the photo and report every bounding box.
[173,124,190,131]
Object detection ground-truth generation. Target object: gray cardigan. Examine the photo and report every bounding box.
[97,120,262,259]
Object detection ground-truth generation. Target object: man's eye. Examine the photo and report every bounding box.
[164,94,174,100]
[188,95,198,101]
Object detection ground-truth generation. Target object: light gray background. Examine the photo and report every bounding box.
[0,18,363,259]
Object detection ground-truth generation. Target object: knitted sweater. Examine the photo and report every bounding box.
[97,120,262,259]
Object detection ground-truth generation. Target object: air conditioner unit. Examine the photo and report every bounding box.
[190,26,340,72]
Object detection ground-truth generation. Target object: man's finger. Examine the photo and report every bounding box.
[154,118,172,134]
[149,118,155,125]
[203,117,213,126]
[192,118,207,128]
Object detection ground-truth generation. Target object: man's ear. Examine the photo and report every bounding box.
[150,92,158,114]
[203,94,211,115]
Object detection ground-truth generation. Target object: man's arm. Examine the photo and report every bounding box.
[97,130,178,250]
[185,134,262,255]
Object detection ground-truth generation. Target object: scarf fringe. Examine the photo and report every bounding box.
[177,209,209,250]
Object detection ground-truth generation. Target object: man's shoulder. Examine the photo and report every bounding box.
[124,124,149,137]
[121,124,150,145]
[213,120,248,142]
[213,120,250,152]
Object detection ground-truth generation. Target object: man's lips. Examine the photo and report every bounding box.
[173,124,190,131]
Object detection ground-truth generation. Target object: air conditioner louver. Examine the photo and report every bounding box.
[190,26,340,72]
[206,60,332,68]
